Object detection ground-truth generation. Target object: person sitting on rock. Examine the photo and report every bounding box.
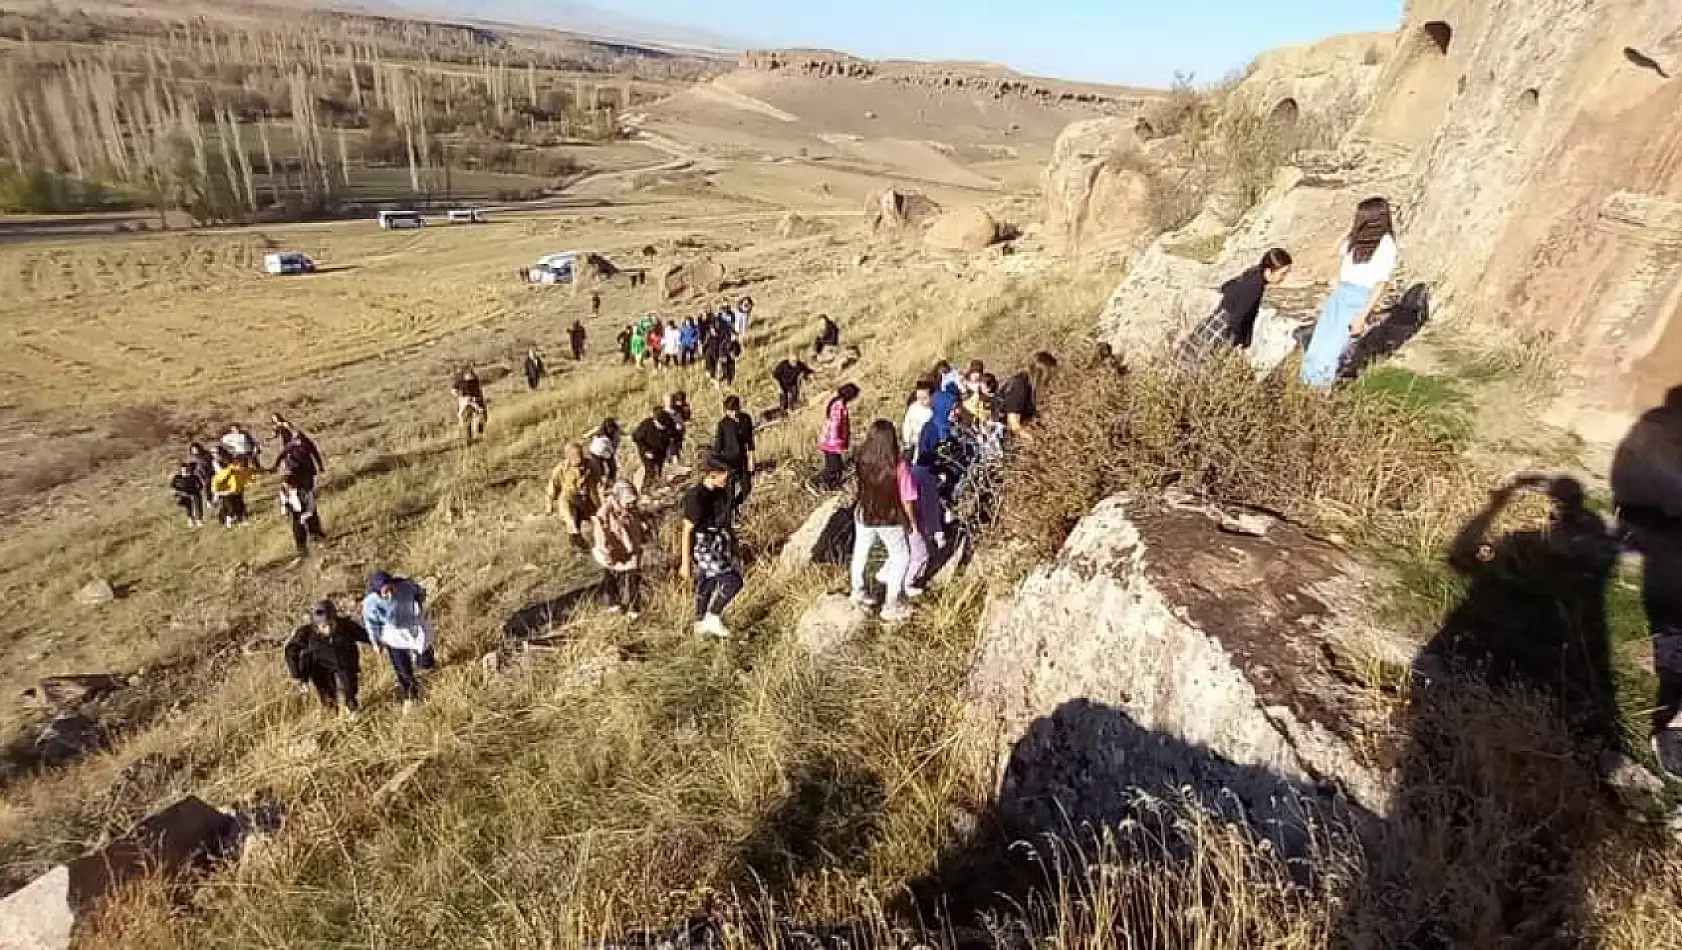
[285,600,369,718]
[362,571,435,713]
[773,351,815,412]
[545,441,602,546]
[593,479,649,618]
[814,314,840,356]
[1176,247,1294,368]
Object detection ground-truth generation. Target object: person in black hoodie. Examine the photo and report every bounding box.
[617,325,634,364]
[632,406,677,494]
[285,600,370,717]
[1176,248,1294,367]
[814,314,840,356]
[569,321,588,361]
[170,461,205,527]
[524,346,546,390]
[772,351,815,412]
[713,394,756,506]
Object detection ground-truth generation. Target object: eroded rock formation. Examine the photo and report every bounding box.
[1042,118,1155,254]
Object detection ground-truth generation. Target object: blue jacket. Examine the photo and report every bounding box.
[918,383,962,462]
[361,578,428,648]
[680,323,698,349]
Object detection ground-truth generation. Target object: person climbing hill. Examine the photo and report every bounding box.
[814,383,861,493]
[815,314,840,356]
[681,456,743,639]
[210,448,255,527]
[569,320,588,361]
[632,405,677,494]
[170,461,205,528]
[452,366,488,443]
[278,466,326,556]
[524,346,546,390]
[1302,197,1399,390]
[285,600,369,718]
[618,325,634,365]
[773,351,815,412]
[849,419,918,623]
[1177,248,1293,367]
[362,571,435,713]
[593,480,649,619]
[713,395,756,506]
[546,441,602,547]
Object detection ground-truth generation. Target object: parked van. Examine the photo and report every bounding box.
[446,209,486,224]
[263,251,317,275]
[378,210,425,230]
[523,251,577,284]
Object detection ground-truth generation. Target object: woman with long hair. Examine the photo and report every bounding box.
[1176,247,1294,367]
[1301,197,1399,389]
[849,419,919,622]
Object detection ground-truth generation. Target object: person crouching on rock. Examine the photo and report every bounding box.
[593,480,649,619]
[286,600,369,718]
[362,571,435,713]
[1177,247,1293,368]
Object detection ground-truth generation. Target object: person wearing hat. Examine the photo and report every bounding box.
[361,571,435,712]
[284,600,370,717]
[592,480,650,618]
[680,456,742,639]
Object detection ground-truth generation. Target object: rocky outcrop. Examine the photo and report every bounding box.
[776,496,853,573]
[967,495,1402,829]
[794,594,867,661]
[1042,118,1154,254]
[865,188,942,240]
[737,49,1151,115]
[924,206,1000,252]
[661,257,727,301]
[1095,237,1218,358]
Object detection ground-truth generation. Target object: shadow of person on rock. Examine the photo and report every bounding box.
[1611,385,1682,774]
[903,698,1367,944]
[1345,475,1639,948]
[1342,282,1431,379]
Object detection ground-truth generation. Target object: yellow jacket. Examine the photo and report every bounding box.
[211,463,254,497]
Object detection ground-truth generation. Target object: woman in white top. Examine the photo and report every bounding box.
[1301,197,1399,389]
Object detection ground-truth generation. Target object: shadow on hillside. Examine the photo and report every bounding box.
[503,581,607,644]
[902,698,1361,940]
[737,754,886,904]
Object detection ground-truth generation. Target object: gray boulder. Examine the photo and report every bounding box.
[794,594,867,661]
[0,865,73,950]
[776,497,853,574]
[73,579,116,607]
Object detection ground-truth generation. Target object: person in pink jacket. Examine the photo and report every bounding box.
[813,383,861,493]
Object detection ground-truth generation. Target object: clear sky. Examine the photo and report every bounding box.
[602,0,1404,86]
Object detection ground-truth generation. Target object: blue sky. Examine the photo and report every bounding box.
[596,0,1404,86]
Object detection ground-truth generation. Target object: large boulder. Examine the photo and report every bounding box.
[967,494,1400,832]
[65,796,239,913]
[1095,236,1218,359]
[661,258,727,301]
[776,497,854,574]
[924,206,1000,252]
[0,865,73,950]
[1042,117,1154,255]
[865,188,942,239]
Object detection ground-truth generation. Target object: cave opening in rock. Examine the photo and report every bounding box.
[1423,21,1453,56]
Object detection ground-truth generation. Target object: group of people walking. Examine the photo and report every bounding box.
[617,298,755,385]
[284,570,437,717]
[1176,196,1400,390]
[168,414,328,556]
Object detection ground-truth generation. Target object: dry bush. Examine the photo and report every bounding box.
[1000,356,1460,556]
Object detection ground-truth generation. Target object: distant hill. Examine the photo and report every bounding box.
[360,0,745,52]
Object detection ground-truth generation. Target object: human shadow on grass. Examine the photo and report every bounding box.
[1341,475,1670,948]
[502,580,610,645]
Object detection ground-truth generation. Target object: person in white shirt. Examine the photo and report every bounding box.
[1301,197,1399,390]
[902,377,935,463]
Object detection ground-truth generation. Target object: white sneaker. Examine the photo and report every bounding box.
[698,614,732,638]
[849,590,880,608]
[881,602,913,623]
[401,699,415,715]
[626,611,642,621]
[605,605,624,614]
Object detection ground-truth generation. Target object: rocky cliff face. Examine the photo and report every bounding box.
[1090,0,1682,437]
[738,49,1151,115]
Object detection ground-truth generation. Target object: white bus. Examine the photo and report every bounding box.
[378,210,425,230]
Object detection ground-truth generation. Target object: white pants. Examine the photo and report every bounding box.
[851,520,910,607]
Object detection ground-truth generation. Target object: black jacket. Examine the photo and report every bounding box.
[633,414,674,460]
[1216,266,1269,348]
[170,472,202,499]
[284,617,369,682]
[713,412,755,466]
[277,435,323,484]
[772,359,813,389]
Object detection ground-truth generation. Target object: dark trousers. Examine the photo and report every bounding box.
[571,341,584,361]
[731,464,753,507]
[818,452,845,490]
[525,369,540,390]
[778,383,800,412]
[695,570,743,620]
[306,662,359,712]
[175,493,204,522]
[604,569,644,612]
[219,493,247,524]
[385,646,436,701]
[288,510,326,553]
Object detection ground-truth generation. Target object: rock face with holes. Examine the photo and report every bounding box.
[966,494,1404,831]
[1086,0,1682,439]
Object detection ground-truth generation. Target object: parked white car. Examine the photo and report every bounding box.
[446,209,487,224]
[263,251,317,275]
[378,210,425,230]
